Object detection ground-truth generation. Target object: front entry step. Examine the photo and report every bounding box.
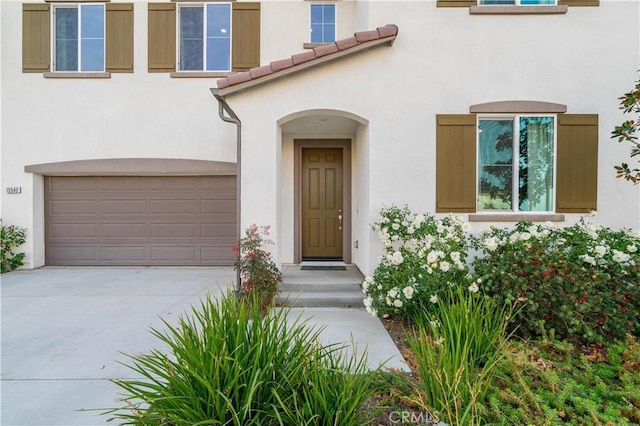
[276,264,365,308]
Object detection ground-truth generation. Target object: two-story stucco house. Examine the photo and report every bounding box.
[1,0,639,274]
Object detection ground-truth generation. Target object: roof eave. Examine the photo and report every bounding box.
[216,36,396,98]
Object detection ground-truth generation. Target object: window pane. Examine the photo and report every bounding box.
[323,5,336,24]
[479,0,516,4]
[519,117,554,212]
[206,4,231,71]
[478,119,514,211]
[521,0,555,4]
[180,7,204,70]
[323,24,336,43]
[310,5,324,24]
[207,38,230,71]
[311,23,323,43]
[81,39,104,71]
[55,7,78,71]
[80,5,104,71]
[81,5,104,39]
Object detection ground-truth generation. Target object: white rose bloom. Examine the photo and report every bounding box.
[450,251,461,262]
[579,254,596,266]
[468,283,479,293]
[365,276,375,284]
[390,251,404,265]
[363,297,372,307]
[414,214,425,225]
[594,245,608,258]
[403,286,415,299]
[361,281,369,292]
[462,222,472,232]
[440,261,451,272]
[484,237,499,252]
[613,249,630,263]
[527,224,539,235]
[627,245,638,253]
[407,226,415,234]
[387,288,398,298]
[394,299,403,308]
[430,294,438,304]
[392,223,400,230]
[427,251,438,264]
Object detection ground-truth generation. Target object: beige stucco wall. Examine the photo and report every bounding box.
[2,0,639,273]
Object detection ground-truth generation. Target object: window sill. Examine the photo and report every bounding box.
[468,213,565,222]
[470,5,568,14]
[170,72,233,78]
[44,72,111,78]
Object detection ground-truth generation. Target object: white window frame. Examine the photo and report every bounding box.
[310,3,337,44]
[176,2,232,73]
[51,3,106,73]
[476,114,558,213]
[477,0,558,5]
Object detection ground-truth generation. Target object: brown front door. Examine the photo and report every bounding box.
[301,148,343,259]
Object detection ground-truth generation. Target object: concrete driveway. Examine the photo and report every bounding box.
[1,267,234,426]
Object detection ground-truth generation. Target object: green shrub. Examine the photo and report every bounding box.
[233,224,282,313]
[471,218,640,343]
[106,290,377,426]
[408,286,514,426]
[480,335,640,425]
[362,205,470,318]
[1,223,27,273]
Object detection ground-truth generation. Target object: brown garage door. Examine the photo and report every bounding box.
[45,176,236,266]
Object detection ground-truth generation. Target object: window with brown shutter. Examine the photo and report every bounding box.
[22,3,133,75]
[436,112,598,216]
[148,2,260,74]
[556,114,598,213]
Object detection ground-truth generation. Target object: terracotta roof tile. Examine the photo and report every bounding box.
[216,24,398,93]
[291,50,317,65]
[336,36,359,51]
[313,43,340,58]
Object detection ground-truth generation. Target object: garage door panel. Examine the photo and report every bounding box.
[201,199,236,214]
[45,176,237,266]
[100,200,147,214]
[201,223,236,238]
[101,246,148,262]
[150,200,197,214]
[99,177,147,190]
[150,223,197,238]
[50,223,98,238]
[50,200,97,215]
[101,223,147,238]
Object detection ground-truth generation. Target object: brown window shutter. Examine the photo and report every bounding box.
[106,3,134,73]
[436,114,477,213]
[558,0,600,6]
[556,114,598,213]
[22,3,50,73]
[436,0,476,7]
[148,3,176,73]
[232,2,260,72]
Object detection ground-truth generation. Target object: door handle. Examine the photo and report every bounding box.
[338,210,343,230]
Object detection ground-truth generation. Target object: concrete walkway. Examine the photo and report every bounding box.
[1,267,408,426]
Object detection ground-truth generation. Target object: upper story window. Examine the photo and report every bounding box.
[178,3,231,72]
[53,3,105,72]
[310,4,336,43]
[478,115,555,212]
[478,0,557,4]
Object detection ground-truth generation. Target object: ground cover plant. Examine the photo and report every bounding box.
[1,223,27,273]
[106,291,378,425]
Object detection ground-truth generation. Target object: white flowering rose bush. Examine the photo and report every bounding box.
[362,205,471,317]
[471,217,640,343]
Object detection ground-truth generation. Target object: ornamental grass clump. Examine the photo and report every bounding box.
[472,217,640,343]
[106,290,377,426]
[361,205,471,318]
[408,285,514,426]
